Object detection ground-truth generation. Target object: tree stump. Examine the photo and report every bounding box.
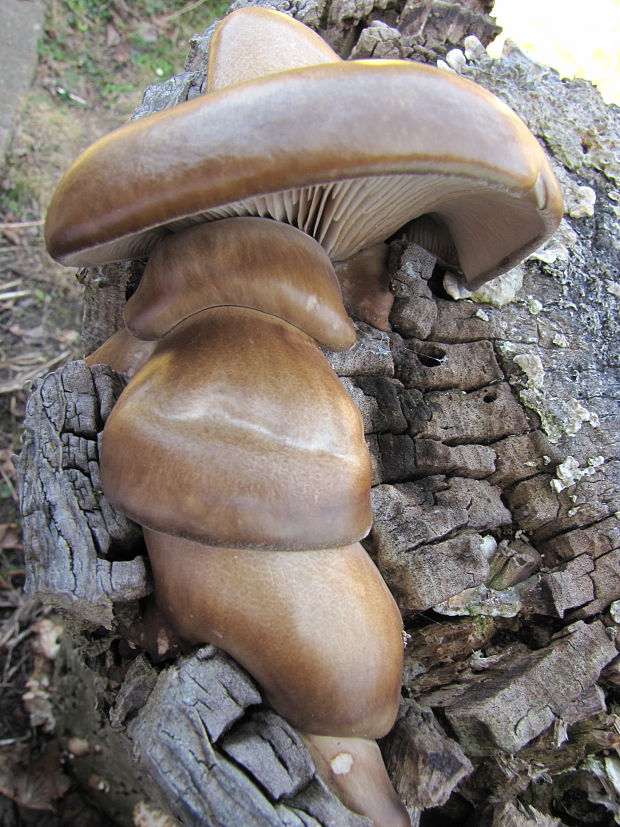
[17,1,620,825]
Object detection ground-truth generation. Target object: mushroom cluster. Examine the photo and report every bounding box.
[44,8,563,825]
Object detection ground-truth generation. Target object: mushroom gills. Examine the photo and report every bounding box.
[403,213,459,269]
[45,59,563,290]
[174,171,555,283]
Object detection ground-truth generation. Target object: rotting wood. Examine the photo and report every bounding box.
[16,0,620,823]
[128,646,371,827]
[383,700,473,811]
[19,362,146,628]
[422,620,617,756]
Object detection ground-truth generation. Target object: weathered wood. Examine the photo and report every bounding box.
[402,616,496,694]
[323,324,394,377]
[49,629,171,825]
[327,0,500,60]
[481,801,564,827]
[383,700,473,810]
[373,513,493,611]
[19,362,146,628]
[129,647,371,827]
[17,0,620,823]
[79,261,146,357]
[487,538,542,589]
[421,621,617,756]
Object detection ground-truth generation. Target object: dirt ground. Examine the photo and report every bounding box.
[0,0,225,821]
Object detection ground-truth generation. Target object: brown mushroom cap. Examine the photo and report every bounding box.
[123,217,355,349]
[206,7,340,92]
[84,327,157,377]
[100,307,372,550]
[45,47,563,288]
[333,242,393,330]
[145,531,403,738]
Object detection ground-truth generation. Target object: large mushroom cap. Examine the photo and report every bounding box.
[45,9,563,289]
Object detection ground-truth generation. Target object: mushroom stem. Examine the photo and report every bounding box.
[300,733,411,826]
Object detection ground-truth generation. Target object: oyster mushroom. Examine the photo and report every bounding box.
[122,217,356,348]
[145,530,407,826]
[100,274,373,550]
[45,9,562,290]
[44,8,563,825]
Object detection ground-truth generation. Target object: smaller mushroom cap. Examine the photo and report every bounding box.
[206,7,340,91]
[124,217,355,350]
[101,306,372,550]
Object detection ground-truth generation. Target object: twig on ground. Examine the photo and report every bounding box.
[0,350,71,395]
[0,290,31,302]
[0,221,43,230]
[158,0,212,22]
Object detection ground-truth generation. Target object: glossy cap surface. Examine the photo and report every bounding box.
[206,6,340,91]
[124,217,355,349]
[45,47,563,287]
[146,533,404,738]
[101,307,372,549]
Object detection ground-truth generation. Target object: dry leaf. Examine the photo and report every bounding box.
[0,449,16,477]
[7,324,46,341]
[55,329,80,346]
[31,619,64,660]
[0,523,20,550]
[133,800,180,826]
[0,743,71,810]
[113,43,131,64]
[135,22,159,42]
[106,22,121,46]
[22,675,56,732]
[1,229,20,246]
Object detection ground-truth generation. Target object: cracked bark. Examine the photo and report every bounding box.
[17,0,620,825]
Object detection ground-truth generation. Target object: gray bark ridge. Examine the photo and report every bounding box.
[129,646,371,827]
[19,362,146,628]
